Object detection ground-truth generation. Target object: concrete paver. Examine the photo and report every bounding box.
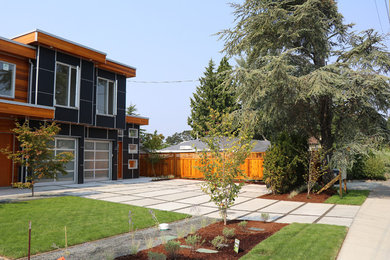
[241,212,283,222]
[99,195,141,203]
[230,198,277,211]
[205,209,251,220]
[261,200,304,214]
[291,202,333,216]
[325,205,360,218]
[124,198,165,207]
[149,202,190,211]
[176,195,211,204]
[275,214,319,224]
[317,216,353,227]
[174,205,218,215]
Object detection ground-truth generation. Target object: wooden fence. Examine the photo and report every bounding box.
[139,152,265,180]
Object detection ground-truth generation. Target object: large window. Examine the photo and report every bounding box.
[0,60,16,98]
[55,62,79,108]
[97,77,116,115]
[39,138,76,183]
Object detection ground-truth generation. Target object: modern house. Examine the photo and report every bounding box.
[140,139,270,180]
[0,29,148,187]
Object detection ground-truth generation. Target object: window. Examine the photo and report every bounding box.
[128,144,138,154]
[55,62,79,108]
[128,159,138,169]
[39,138,76,183]
[97,77,116,115]
[128,128,138,138]
[84,141,111,180]
[0,60,16,98]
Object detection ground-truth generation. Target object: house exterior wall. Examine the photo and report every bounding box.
[0,30,146,187]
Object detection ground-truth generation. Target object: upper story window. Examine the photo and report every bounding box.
[0,60,16,98]
[55,62,80,108]
[97,77,116,116]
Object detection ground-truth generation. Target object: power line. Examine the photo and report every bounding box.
[374,0,384,32]
[127,79,199,84]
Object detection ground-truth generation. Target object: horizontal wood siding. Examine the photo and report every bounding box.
[0,53,30,103]
[140,152,265,180]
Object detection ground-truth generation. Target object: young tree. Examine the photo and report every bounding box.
[126,103,139,116]
[306,149,328,198]
[142,130,166,176]
[165,130,194,145]
[198,111,253,225]
[219,0,390,167]
[188,57,238,137]
[0,121,73,196]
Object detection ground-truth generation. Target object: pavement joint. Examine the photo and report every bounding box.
[314,203,336,224]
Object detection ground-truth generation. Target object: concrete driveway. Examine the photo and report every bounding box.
[0,178,359,227]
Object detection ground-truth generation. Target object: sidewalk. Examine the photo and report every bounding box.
[337,180,390,260]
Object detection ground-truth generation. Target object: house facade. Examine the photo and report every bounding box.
[0,29,148,187]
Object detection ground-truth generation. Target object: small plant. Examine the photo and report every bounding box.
[11,182,33,189]
[176,227,186,239]
[238,220,248,230]
[148,251,167,260]
[168,174,175,179]
[211,235,227,249]
[149,209,160,227]
[129,210,134,232]
[164,240,181,259]
[222,227,235,238]
[189,224,197,234]
[130,239,141,255]
[261,213,270,222]
[288,190,299,199]
[201,218,208,228]
[185,234,204,251]
[143,235,155,249]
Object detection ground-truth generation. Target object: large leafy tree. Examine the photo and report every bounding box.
[219,0,390,168]
[188,57,238,137]
[141,130,166,176]
[165,130,194,146]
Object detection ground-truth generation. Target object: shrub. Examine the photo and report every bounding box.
[263,132,308,194]
[222,227,235,238]
[238,220,248,230]
[185,234,204,251]
[261,213,270,222]
[363,155,386,180]
[211,235,227,249]
[148,251,167,260]
[164,240,181,259]
[349,152,387,180]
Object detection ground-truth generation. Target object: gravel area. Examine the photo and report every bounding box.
[19,216,215,260]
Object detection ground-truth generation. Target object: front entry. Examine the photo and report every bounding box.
[84,140,111,181]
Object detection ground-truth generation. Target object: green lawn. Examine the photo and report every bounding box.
[240,223,347,260]
[0,196,189,259]
[325,189,370,205]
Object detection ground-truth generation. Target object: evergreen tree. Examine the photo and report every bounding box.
[219,0,390,168]
[188,57,238,137]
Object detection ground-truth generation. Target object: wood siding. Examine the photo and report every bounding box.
[126,116,149,125]
[140,152,265,180]
[0,53,30,103]
[0,39,36,59]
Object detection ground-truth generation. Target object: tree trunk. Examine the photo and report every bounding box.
[222,208,227,225]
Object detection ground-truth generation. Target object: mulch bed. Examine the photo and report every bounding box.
[116,220,288,259]
[259,189,337,203]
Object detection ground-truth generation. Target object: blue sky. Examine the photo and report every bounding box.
[3,0,390,137]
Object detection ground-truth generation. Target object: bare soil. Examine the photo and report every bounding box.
[259,189,336,203]
[116,220,287,260]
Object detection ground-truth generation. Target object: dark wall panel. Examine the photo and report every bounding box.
[88,127,107,139]
[78,137,84,184]
[112,141,117,180]
[117,91,125,110]
[97,69,115,81]
[71,124,84,137]
[37,92,54,106]
[108,129,117,140]
[116,109,125,130]
[57,52,80,67]
[117,75,126,93]
[96,115,114,128]
[39,47,55,71]
[58,123,70,135]
[81,60,94,80]
[79,101,93,124]
[55,107,78,122]
[80,80,93,101]
[37,69,54,94]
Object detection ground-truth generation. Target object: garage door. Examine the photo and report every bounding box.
[84,140,111,181]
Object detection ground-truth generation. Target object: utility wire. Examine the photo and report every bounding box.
[375,0,384,32]
[127,79,199,84]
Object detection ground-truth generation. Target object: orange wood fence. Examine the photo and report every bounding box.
[140,152,265,180]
